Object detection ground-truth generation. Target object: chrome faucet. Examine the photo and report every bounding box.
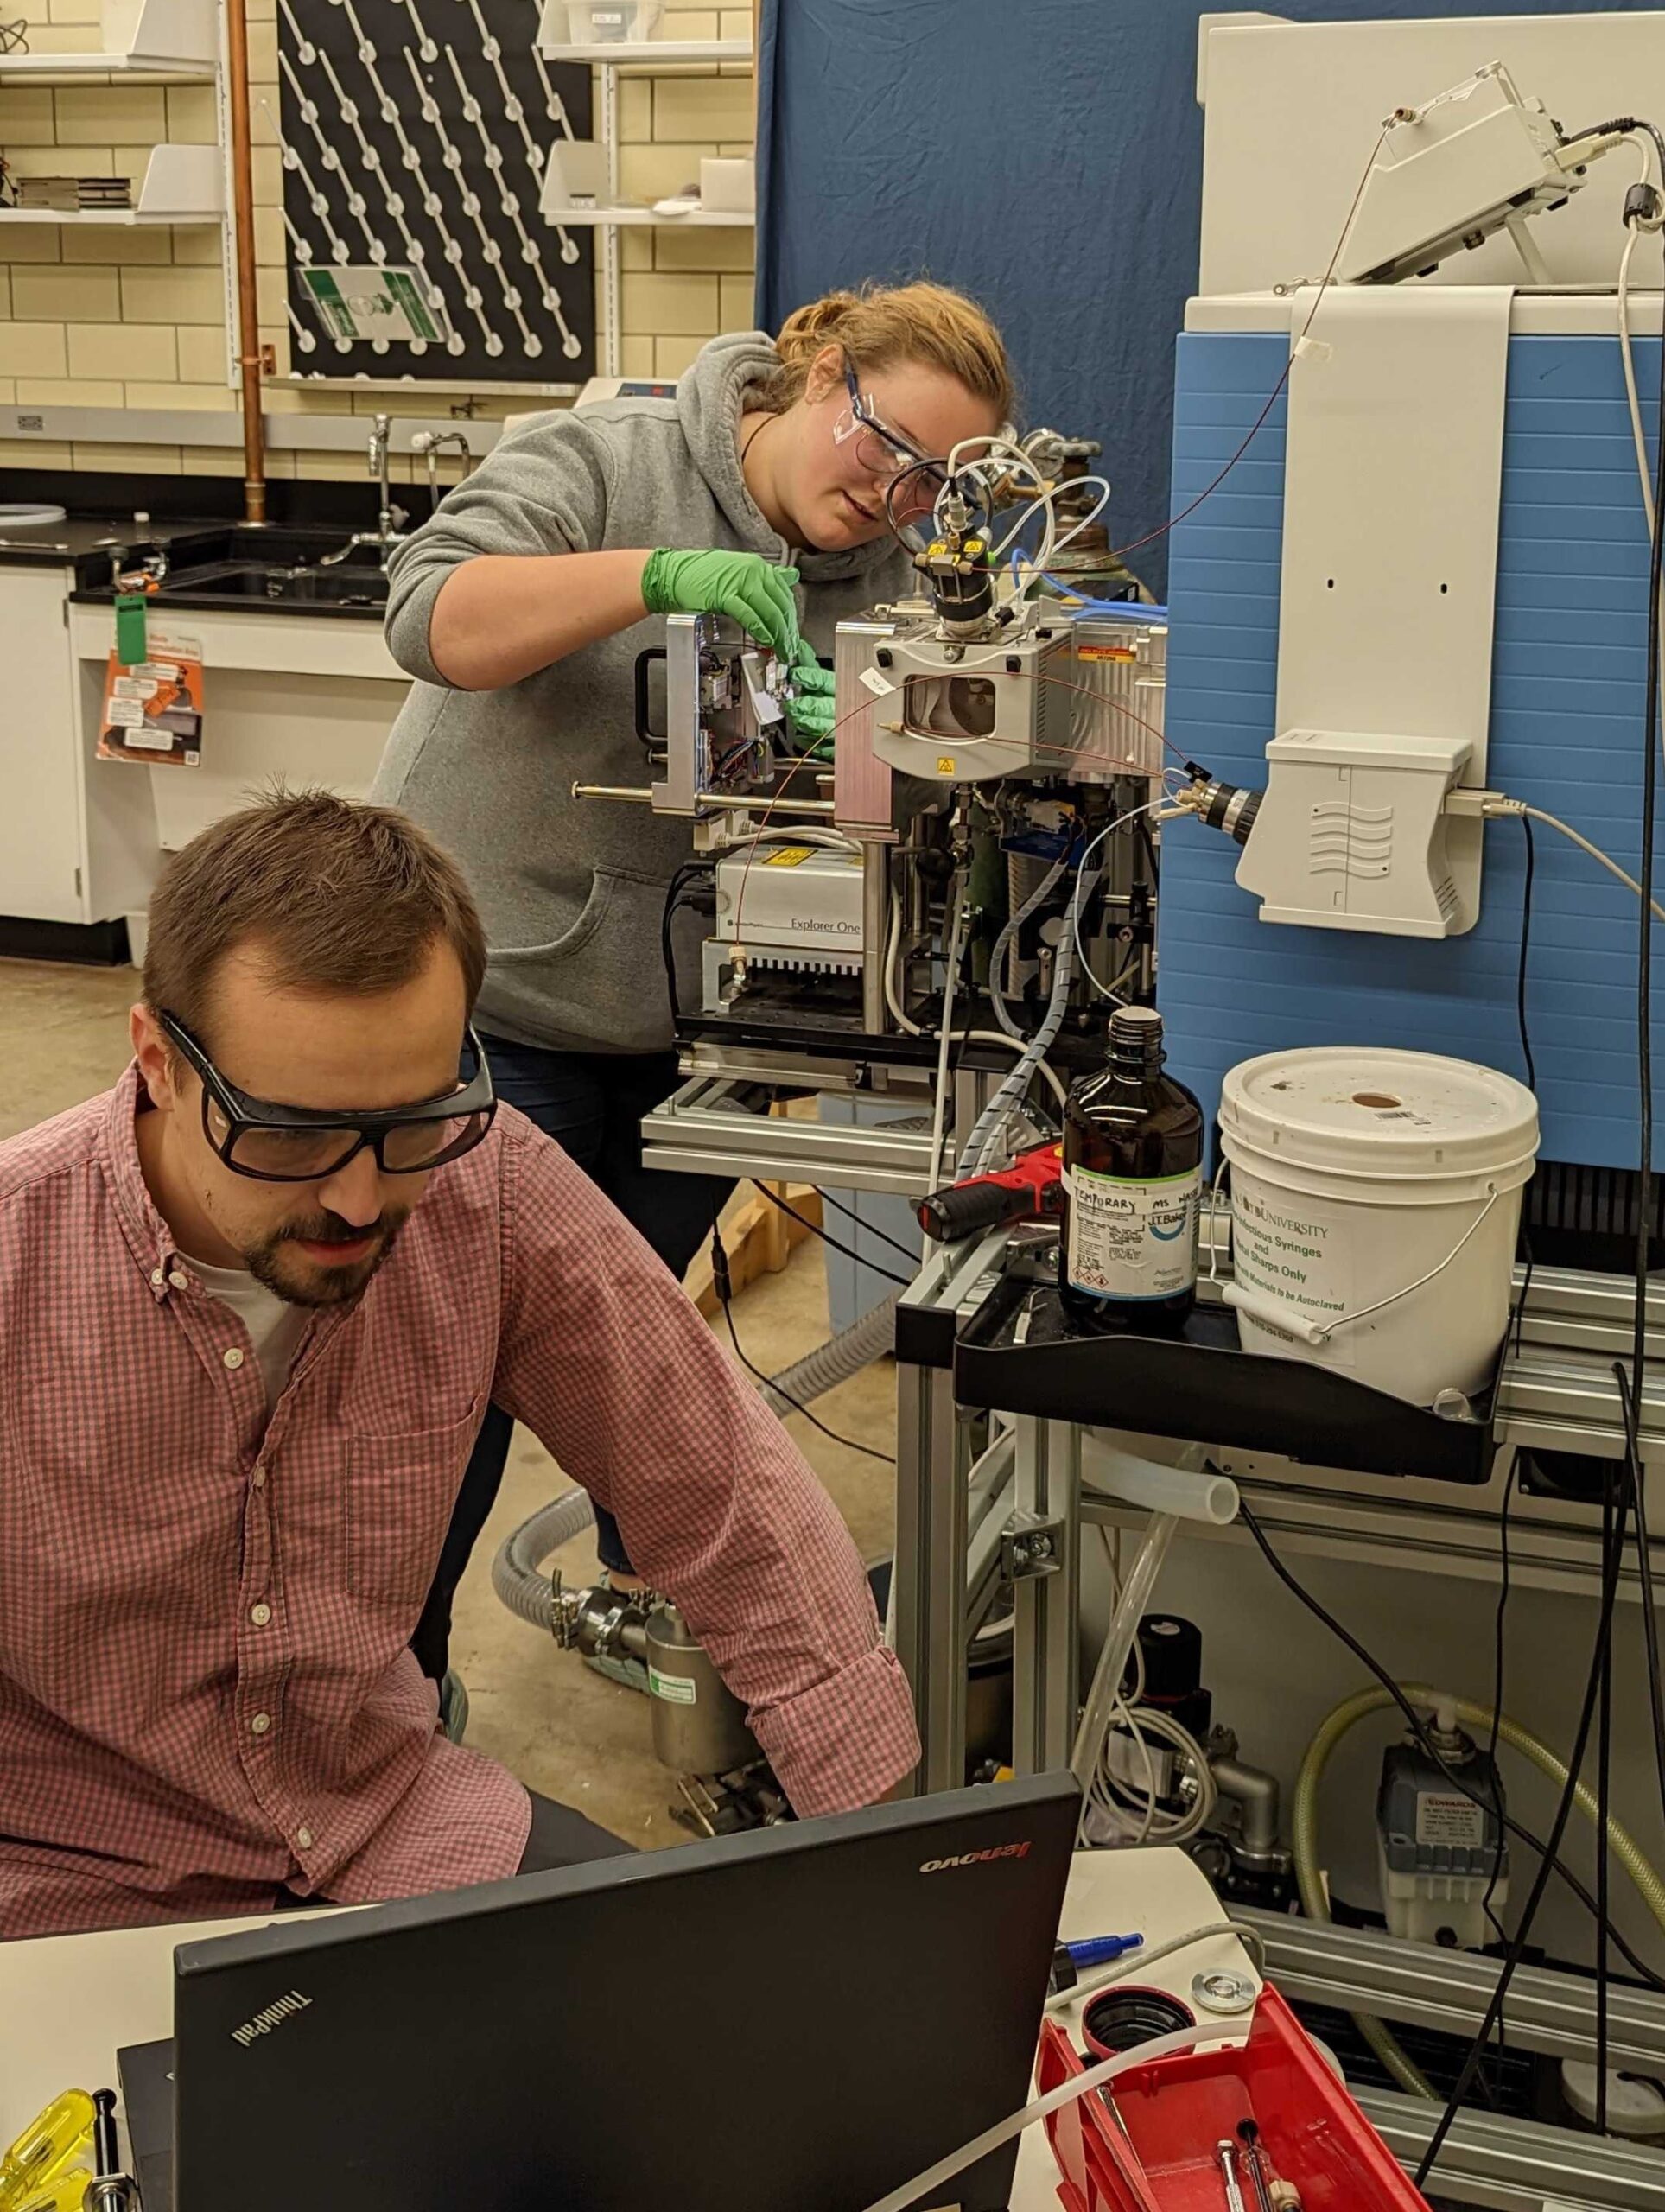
[410,428,474,514]
[319,413,410,570]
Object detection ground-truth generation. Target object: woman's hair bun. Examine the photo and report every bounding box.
[755,280,1015,423]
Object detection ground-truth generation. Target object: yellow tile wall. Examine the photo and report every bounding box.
[0,1,754,477]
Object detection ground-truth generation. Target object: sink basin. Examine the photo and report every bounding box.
[160,560,389,610]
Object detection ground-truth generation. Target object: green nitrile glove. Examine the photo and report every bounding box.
[641,547,802,661]
[791,643,836,698]
[785,690,837,744]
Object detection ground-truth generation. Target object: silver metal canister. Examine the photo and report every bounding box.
[645,1603,760,1777]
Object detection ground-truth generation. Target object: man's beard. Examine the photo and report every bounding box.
[244,1207,410,1308]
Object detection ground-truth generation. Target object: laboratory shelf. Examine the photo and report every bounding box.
[947,1275,1499,1487]
[0,146,224,226]
[0,207,217,223]
[542,204,753,226]
[0,49,214,74]
[541,39,752,61]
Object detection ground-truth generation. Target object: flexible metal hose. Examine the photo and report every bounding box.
[755,1293,898,1419]
[1293,1681,1665,2098]
[491,1485,596,1629]
[989,854,1068,1039]
[958,861,1099,1178]
[493,1300,901,1625]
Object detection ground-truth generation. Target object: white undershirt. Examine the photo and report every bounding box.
[183,1251,311,1405]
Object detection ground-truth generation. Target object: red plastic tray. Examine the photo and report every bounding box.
[1038,1984,1429,2212]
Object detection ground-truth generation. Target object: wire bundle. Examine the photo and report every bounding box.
[1083,1531,1217,1849]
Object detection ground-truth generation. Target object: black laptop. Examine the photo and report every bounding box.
[119,1775,1079,2212]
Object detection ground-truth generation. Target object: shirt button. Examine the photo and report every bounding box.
[150,1268,165,1287]
[224,1346,245,1370]
[250,1712,272,1736]
[169,1269,189,1289]
[251,1467,267,1490]
[251,1602,272,1627]
[296,1827,315,1851]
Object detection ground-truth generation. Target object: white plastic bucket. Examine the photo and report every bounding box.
[1217,1047,1539,1407]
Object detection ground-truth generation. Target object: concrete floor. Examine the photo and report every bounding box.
[1,956,899,1851]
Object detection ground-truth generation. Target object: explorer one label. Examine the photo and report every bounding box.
[1064,1165,1201,1302]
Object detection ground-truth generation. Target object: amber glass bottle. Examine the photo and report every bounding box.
[1059,1006,1204,1334]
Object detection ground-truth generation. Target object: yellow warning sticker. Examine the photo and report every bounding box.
[1077,645,1136,663]
[762,845,814,867]
[937,755,956,775]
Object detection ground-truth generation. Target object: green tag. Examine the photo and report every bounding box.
[115,593,148,666]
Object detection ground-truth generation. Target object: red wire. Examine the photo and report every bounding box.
[1103,128,1387,565]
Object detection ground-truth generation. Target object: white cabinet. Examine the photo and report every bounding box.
[66,599,406,867]
[1,577,407,934]
[0,563,175,928]
[0,566,82,924]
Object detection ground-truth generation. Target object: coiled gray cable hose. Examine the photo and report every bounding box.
[493,1485,596,1629]
[957,861,1098,1178]
[988,854,1069,1039]
[755,1290,899,1418]
[493,1296,901,1628]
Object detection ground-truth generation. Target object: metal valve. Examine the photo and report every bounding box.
[548,1568,658,1661]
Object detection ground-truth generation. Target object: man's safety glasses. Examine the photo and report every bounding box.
[159,1012,498,1183]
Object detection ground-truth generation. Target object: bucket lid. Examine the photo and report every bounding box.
[1220,1047,1538,1179]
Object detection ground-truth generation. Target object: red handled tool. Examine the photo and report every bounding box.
[917,1143,1064,1243]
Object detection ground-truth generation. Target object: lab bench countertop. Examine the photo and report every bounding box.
[67,526,393,624]
[0,516,224,567]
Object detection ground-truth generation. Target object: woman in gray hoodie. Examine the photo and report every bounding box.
[372,282,1016,1670]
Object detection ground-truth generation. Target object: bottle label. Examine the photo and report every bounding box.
[1064,1164,1201,1302]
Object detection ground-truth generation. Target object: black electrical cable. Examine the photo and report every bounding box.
[1134,812,1160,893]
[1563,115,1665,188]
[709,1222,893,1465]
[660,861,715,1034]
[1516,815,1537,1094]
[817,1185,923,1270]
[883,456,953,548]
[1596,1464,1618,2132]
[1413,1476,1632,2185]
[1234,1497,1665,1993]
[749,1182,914,1289]
[1615,1363,1665,1830]
[1473,816,1538,1955]
[1412,197,1665,2161]
[1478,1460,1517,1955]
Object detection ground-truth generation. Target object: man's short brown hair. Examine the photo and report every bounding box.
[143,787,487,1044]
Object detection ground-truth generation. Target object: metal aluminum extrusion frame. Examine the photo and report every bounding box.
[1357,2088,1665,2210]
[885,1231,1665,2207]
[892,1226,1665,1806]
[1239,1908,1665,2078]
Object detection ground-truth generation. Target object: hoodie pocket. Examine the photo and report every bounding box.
[487,867,676,1053]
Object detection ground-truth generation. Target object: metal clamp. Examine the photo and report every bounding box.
[1001,1510,1064,1581]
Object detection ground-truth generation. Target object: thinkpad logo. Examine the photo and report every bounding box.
[918,1841,1031,1874]
[231,1989,313,2048]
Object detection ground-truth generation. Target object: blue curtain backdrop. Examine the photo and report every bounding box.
[755,0,1658,598]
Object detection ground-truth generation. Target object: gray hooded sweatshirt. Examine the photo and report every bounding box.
[372,332,912,1056]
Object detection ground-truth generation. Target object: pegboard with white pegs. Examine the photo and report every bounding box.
[276,0,595,384]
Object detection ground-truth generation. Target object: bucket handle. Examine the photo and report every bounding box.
[1222,1185,1503,1349]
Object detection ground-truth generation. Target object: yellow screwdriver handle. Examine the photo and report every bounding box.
[0,2093,96,2212]
[8,2168,93,2212]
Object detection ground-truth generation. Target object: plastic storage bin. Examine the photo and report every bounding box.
[1039,1985,1430,2212]
[816,1094,924,1331]
[564,1,661,41]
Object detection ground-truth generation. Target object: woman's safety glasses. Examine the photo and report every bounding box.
[159,1011,498,1182]
[835,363,944,518]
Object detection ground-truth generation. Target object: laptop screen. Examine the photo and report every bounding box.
[160,1776,1079,2212]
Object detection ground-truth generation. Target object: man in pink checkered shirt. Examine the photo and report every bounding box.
[0,791,918,1941]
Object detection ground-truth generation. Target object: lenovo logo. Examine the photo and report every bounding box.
[918,1841,1031,1874]
[231,1989,313,2048]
